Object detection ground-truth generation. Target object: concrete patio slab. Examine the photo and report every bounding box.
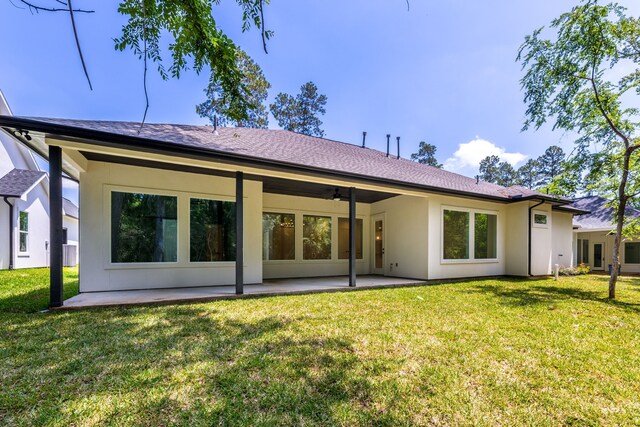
[60,276,425,309]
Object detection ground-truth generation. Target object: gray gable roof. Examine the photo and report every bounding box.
[0,168,46,197]
[63,197,79,219]
[7,116,570,203]
[569,195,640,229]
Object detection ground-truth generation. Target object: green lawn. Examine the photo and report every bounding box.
[1,272,639,426]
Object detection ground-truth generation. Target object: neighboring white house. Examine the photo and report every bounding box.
[0,116,580,294]
[0,91,78,270]
[570,195,640,274]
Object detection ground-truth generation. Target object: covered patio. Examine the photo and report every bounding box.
[60,275,425,309]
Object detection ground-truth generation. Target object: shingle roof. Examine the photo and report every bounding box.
[568,195,640,229]
[15,117,568,203]
[0,168,46,197]
[63,197,79,219]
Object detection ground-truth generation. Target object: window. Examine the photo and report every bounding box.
[443,208,498,261]
[111,191,178,263]
[18,211,28,253]
[190,198,236,262]
[577,239,582,264]
[338,218,363,259]
[443,210,469,260]
[303,215,331,260]
[625,242,640,264]
[62,228,68,245]
[534,214,547,225]
[532,210,549,228]
[582,239,589,264]
[474,213,497,259]
[263,213,295,260]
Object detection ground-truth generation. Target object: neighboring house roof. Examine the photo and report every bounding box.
[568,195,640,229]
[0,168,46,197]
[0,116,572,204]
[62,197,79,219]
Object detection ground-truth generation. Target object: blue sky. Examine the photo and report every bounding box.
[2,0,639,191]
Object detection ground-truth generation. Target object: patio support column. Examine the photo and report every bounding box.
[49,145,64,307]
[235,171,244,295]
[349,187,356,287]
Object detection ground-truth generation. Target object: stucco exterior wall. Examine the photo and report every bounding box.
[504,202,529,276]
[530,204,553,276]
[12,188,51,269]
[262,193,371,279]
[79,161,263,292]
[552,211,574,269]
[370,195,430,280]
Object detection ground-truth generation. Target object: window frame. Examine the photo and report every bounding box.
[262,211,296,262]
[441,206,499,264]
[302,214,333,261]
[337,217,364,260]
[18,211,28,254]
[532,210,550,229]
[624,241,640,264]
[188,196,237,264]
[107,187,180,267]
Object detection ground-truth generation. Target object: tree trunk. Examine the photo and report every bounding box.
[609,148,632,299]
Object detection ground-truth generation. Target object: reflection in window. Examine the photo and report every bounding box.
[303,215,331,260]
[263,213,295,260]
[19,211,28,253]
[474,213,497,259]
[443,210,469,259]
[111,192,178,263]
[625,242,640,264]
[190,199,236,262]
[338,218,363,259]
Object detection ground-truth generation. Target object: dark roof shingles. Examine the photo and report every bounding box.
[568,195,640,229]
[0,168,46,197]
[25,117,562,201]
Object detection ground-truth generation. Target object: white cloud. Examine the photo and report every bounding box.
[444,137,527,172]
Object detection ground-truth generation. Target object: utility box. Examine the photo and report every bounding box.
[63,245,77,267]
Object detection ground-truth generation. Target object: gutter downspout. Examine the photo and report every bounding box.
[528,199,545,276]
[3,197,13,270]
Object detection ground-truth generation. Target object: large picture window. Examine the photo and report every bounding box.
[190,199,236,262]
[111,192,178,263]
[625,242,640,264]
[443,210,469,260]
[19,211,28,253]
[263,213,295,260]
[303,215,331,260]
[338,218,363,259]
[443,208,498,261]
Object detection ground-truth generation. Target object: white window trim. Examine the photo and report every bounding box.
[441,205,499,264]
[623,241,640,265]
[106,186,180,268]
[262,211,297,263]
[188,195,237,264]
[532,210,550,229]
[18,211,28,254]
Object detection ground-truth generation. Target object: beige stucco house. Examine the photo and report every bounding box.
[0,116,584,305]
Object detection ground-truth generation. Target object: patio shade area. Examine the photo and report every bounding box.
[60,276,425,309]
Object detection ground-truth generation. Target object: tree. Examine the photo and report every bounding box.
[496,161,517,187]
[270,82,327,137]
[518,0,640,298]
[479,155,501,183]
[12,0,272,125]
[410,141,442,168]
[196,49,271,128]
[516,159,540,189]
[536,146,566,187]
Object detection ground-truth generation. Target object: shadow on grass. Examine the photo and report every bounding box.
[471,278,640,314]
[1,305,400,426]
[0,275,78,313]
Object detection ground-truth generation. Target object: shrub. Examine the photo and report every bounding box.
[559,263,591,276]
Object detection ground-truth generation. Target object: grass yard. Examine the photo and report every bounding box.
[1,271,639,426]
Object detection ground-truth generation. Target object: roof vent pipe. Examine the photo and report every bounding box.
[396,136,400,159]
[362,131,367,148]
[476,175,480,184]
[386,134,390,157]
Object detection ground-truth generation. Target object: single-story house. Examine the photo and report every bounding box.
[0,115,585,306]
[570,195,640,274]
[0,91,78,270]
